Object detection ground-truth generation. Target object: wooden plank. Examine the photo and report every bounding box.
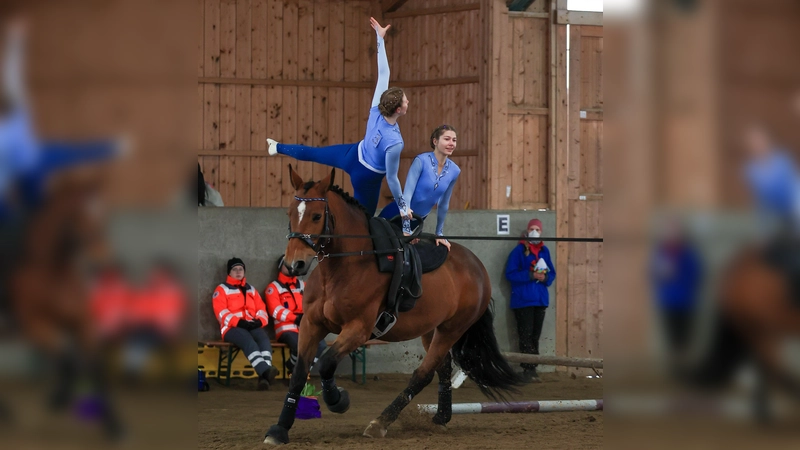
[312,0,329,182]
[328,0,347,191]
[295,0,314,183]
[585,201,601,358]
[548,0,557,211]
[522,115,535,204]
[233,0,252,206]
[511,18,524,105]
[511,115,524,204]
[528,17,547,108]
[582,26,603,38]
[568,200,588,360]
[282,0,299,208]
[198,0,205,77]
[384,3,479,20]
[554,22,569,359]
[218,0,236,206]
[555,10,603,26]
[250,0,268,206]
[266,86,283,206]
[252,0,268,79]
[568,24,581,200]
[537,114,548,204]
[266,0,283,80]
[203,0,221,193]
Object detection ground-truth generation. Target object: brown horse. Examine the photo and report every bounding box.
[683,242,800,421]
[7,171,123,438]
[263,167,523,445]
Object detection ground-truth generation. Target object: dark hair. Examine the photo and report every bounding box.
[198,163,206,206]
[378,87,405,117]
[430,124,457,149]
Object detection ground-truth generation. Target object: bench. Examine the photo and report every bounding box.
[198,339,389,386]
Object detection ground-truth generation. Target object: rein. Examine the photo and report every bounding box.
[286,194,421,261]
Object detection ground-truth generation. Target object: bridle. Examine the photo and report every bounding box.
[286,194,334,260]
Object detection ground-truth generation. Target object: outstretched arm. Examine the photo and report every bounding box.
[3,20,27,109]
[370,17,391,107]
[400,157,423,234]
[384,142,410,219]
[435,175,459,236]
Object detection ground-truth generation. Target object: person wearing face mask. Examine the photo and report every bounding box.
[212,257,279,390]
[504,218,556,382]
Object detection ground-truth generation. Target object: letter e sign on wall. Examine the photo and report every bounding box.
[497,214,510,235]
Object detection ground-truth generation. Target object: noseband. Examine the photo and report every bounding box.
[286,195,334,258]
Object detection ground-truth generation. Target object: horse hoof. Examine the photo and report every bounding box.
[264,424,289,445]
[432,414,450,427]
[326,387,350,414]
[363,420,387,438]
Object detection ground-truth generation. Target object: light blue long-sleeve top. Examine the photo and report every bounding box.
[402,152,461,235]
[359,30,407,213]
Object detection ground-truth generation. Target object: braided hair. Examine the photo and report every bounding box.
[378,87,405,117]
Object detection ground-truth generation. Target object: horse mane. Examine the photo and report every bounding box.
[326,184,369,217]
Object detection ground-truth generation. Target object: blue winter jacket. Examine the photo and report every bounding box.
[505,243,556,309]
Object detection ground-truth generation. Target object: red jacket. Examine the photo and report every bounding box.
[265,272,305,338]
[212,276,269,338]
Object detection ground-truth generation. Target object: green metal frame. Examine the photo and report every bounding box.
[349,345,368,385]
[215,345,240,386]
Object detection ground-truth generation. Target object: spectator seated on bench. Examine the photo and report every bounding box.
[212,257,279,390]
[265,255,326,375]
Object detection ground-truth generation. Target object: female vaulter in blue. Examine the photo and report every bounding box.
[0,19,121,218]
[267,17,411,219]
[379,125,460,251]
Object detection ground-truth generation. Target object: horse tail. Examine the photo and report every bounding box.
[451,301,526,401]
[680,310,748,388]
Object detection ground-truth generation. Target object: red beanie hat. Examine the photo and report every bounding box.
[527,218,542,231]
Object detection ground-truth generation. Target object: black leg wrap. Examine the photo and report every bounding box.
[277,392,300,429]
[432,383,452,425]
[265,424,290,445]
[320,377,350,414]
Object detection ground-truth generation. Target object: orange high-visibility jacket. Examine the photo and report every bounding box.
[264,272,305,339]
[212,276,269,338]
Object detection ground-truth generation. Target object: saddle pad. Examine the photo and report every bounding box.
[414,234,449,273]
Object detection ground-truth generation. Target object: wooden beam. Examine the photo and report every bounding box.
[507,11,550,18]
[381,0,409,14]
[197,76,479,88]
[199,149,480,158]
[508,105,549,116]
[384,3,480,20]
[556,10,603,26]
[503,352,603,369]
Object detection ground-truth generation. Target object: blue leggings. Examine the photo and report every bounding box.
[20,140,118,208]
[278,142,384,215]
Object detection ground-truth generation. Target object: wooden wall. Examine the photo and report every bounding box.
[198,0,487,209]
[486,0,552,210]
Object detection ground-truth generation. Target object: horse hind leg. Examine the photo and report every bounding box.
[364,331,458,438]
[432,351,453,427]
[264,320,332,446]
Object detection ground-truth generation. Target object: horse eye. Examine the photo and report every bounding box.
[312,214,322,222]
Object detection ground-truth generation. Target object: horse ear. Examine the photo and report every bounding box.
[319,168,335,191]
[288,164,304,190]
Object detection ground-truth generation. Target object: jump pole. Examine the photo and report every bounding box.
[502,352,603,369]
[417,399,603,415]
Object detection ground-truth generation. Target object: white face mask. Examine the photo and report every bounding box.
[528,230,540,239]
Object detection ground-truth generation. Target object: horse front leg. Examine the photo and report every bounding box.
[264,319,329,446]
[315,323,370,414]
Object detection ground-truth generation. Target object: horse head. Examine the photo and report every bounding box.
[284,164,335,276]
